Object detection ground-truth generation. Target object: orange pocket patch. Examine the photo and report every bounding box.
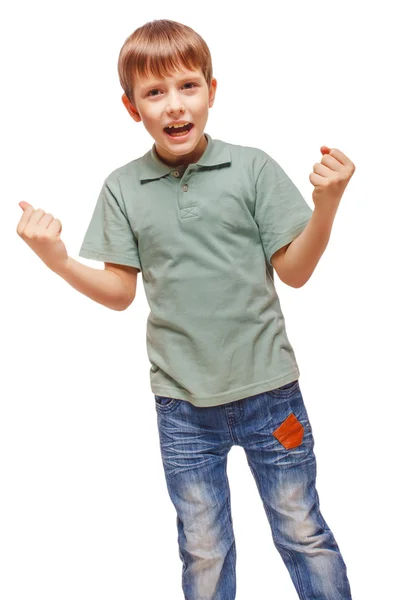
[272,412,304,449]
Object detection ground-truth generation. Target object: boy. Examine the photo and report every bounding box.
[17,18,355,600]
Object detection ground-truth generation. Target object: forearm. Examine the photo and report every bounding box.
[55,257,128,311]
[283,206,336,287]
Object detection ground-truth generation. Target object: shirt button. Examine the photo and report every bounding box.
[183,184,188,192]
[173,170,180,178]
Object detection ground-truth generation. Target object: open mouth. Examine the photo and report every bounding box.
[163,123,194,138]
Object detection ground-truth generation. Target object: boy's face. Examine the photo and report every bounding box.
[122,66,217,167]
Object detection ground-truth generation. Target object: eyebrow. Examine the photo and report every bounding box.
[141,75,203,90]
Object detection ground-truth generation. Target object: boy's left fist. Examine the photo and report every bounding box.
[310,146,356,215]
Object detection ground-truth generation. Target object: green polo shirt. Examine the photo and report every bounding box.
[79,132,313,407]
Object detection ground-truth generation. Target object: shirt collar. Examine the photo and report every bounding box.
[139,132,231,182]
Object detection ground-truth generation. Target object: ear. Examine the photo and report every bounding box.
[209,78,217,108]
[121,94,142,123]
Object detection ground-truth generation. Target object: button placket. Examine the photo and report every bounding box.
[177,172,197,220]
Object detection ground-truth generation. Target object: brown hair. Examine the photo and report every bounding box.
[117,19,213,106]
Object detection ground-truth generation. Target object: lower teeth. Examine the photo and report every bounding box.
[168,127,191,137]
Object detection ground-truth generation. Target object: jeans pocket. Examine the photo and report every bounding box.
[155,395,180,410]
[267,379,299,399]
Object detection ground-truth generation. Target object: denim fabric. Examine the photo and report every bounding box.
[155,380,352,600]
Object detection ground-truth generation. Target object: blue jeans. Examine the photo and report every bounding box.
[155,380,352,600]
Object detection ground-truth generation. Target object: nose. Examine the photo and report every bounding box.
[165,90,185,113]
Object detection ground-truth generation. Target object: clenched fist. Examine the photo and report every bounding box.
[16,201,69,274]
[310,146,356,217]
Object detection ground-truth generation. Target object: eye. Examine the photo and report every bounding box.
[146,82,198,97]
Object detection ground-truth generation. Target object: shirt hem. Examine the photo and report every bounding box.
[78,248,141,270]
[265,217,312,265]
[151,369,300,407]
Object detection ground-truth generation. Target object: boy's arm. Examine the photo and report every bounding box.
[272,146,356,288]
[104,262,139,307]
[271,205,334,288]
[56,257,137,311]
[16,201,137,311]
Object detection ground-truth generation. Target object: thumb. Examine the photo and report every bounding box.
[19,201,33,211]
[320,146,331,155]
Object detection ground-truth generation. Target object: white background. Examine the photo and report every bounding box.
[2,1,399,598]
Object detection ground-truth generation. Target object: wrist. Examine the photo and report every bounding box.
[53,256,71,278]
[312,203,337,228]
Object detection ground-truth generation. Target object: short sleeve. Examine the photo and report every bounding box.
[255,155,313,265]
[78,176,141,271]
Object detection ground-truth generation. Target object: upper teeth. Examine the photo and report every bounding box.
[168,123,190,128]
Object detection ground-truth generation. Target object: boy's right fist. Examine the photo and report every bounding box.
[16,201,69,274]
